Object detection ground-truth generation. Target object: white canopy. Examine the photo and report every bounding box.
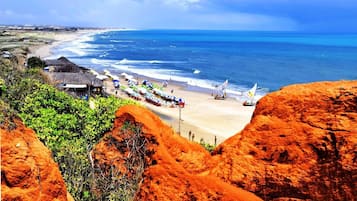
[62,84,87,89]
[96,74,109,80]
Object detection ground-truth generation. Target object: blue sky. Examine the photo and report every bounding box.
[1,0,357,32]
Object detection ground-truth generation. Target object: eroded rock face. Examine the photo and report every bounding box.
[92,81,356,201]
[1,119,72,201]
[92,105,262,201]
[210,81,357,200]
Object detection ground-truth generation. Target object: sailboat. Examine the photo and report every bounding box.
[214,79,228,100]
[243,83,257,106]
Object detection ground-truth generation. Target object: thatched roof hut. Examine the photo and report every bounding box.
[45,57,88,73]
[48,72,102,87]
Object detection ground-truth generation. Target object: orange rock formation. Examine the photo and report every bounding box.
[92,105,262,201]
[1,119,73,201]
[93,80,356,201]
[6,80,353,200]
[210,81,357,200]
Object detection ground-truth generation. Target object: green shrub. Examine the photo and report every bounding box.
[2,55,141,200]
[19,85,139,200]
[199,138,216,153]
[27,56,45,68]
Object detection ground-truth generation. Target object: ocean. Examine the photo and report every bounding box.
[50,30,357,98]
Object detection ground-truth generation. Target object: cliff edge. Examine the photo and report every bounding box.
[92,80,356,201]
[92,105,262,201]
[210,81,357,200]
[1,119,73,201]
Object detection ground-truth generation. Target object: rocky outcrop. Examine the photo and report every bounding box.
[92,80,356,201]
[210,81,357,200]
[92,105,262,201]
[1,119,73,201]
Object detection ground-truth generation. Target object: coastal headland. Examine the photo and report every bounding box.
[1,26,356,201]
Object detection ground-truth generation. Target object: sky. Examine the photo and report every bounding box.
[1,0,357,32]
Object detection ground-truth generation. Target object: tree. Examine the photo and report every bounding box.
[27,56,45,68]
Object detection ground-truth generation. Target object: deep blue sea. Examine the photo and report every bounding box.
[51,30,357,97]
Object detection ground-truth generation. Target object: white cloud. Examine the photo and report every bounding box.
[163,0,202,9]
[0,0,299,31]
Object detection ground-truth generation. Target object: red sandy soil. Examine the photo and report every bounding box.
[1,119,73,201]
[209,80,357,200]
[93,105,262,201]
[93,80,357,201]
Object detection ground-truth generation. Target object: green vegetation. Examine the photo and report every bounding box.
[199,138,216,153]
[1,55,140,200]
[27,56,45,68]
[19,85,139,200]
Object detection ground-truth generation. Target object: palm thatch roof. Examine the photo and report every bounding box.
[45,56,88,72]
[47,72,102,88]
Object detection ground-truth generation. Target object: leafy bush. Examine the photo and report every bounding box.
[2,55,141,200]
[0,100,17,130]
[199,138,216,153]
[27,56,45,68]
[1,58,46,111]
[19,84,139,200]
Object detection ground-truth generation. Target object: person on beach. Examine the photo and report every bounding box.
[214,135,217,146]
[189,130,192,141]
[192,133,195,142]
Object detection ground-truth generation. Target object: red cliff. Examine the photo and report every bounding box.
[92,105,262,201]
[210,81,357,200]
[92,80,356,201]
[1,119,73,201]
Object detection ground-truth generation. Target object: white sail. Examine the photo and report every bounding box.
[214,79,229,99]
[216,79,228,91]
[247,83,257,100]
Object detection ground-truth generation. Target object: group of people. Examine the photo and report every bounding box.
[188,130,195,142]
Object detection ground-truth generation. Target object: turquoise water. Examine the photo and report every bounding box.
[52,30,357,96]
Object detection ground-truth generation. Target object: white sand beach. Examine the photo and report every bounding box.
[30,29,100,59]
[104,79,255,145]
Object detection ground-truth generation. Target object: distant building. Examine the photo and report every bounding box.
[44,57,89,73]
[44,57,103,98]
[47,72,103,98]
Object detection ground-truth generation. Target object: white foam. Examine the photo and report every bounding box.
[110,39,134,43]
[117,58,169,65]
[63,47,86,56]
[55,32,97,57]
[90,58,116,67]
[91,58,268,99]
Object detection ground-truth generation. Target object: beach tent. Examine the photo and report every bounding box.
[153,88,163,96]
[113,80,120,88]
[138,87,147,95]
[124,88,134,94]
[127,78,138,85]
[142,80,153,89]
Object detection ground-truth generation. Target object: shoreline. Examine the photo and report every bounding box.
[29,29,103,59]
[33,30,256,145]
